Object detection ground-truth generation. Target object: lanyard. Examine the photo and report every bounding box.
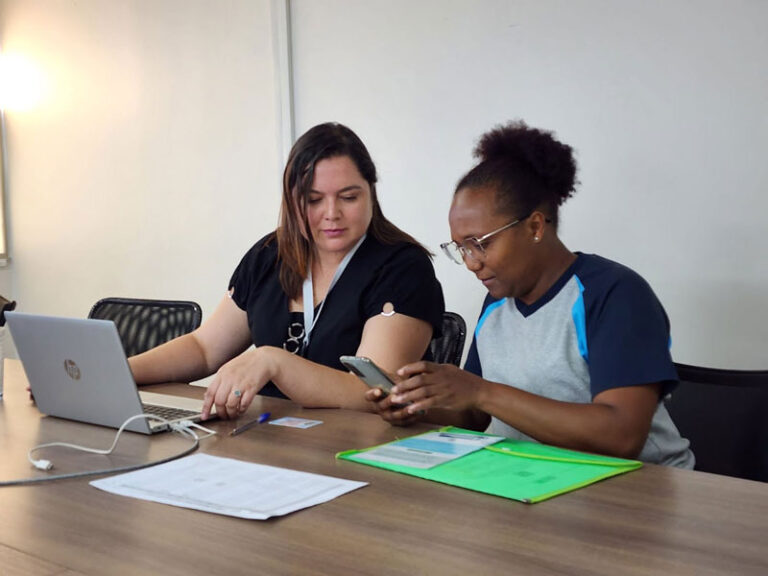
[302,234,366,349]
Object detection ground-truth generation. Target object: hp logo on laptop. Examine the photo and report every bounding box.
[63,359,81,380]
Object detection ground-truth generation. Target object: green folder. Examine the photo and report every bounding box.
[337,427,642,503]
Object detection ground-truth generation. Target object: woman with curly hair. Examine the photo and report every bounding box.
[369,120,693,467]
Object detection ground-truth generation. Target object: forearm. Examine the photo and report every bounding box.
[128,333,211,385]
[475,382,652,458]
[423,408,490,431]
[266,347,372,410]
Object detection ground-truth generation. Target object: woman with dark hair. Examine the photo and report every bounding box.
[369,120,694,468]
[130,122,444,419]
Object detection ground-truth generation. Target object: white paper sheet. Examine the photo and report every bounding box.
[90,453,367,519]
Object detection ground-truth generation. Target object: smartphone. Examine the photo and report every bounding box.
[340,355,396,396]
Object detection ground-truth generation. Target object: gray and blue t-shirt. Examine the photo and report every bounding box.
[465,253,694,468]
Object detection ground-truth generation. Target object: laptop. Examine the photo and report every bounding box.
[6,311,215,434]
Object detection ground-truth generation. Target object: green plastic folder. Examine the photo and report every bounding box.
[337,427,642,503]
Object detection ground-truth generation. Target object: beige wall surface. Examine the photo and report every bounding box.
[291,0,768,369]
[0,0,282,342]
[1,1,766,370]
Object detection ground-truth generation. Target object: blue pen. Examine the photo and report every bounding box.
[229,412,271,436]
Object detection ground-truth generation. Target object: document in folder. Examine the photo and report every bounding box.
[338,427,641,503]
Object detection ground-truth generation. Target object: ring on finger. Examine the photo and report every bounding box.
[233,389,242,398]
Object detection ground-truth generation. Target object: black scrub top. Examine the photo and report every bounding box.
[229,233,445,398]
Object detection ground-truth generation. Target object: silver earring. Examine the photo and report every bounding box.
[534,236,540,242]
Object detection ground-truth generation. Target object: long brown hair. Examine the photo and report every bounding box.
[275,122,429,299]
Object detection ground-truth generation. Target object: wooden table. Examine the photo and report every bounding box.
[1,359,766,575]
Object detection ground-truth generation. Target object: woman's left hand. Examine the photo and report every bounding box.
[202,347,275,420]
[365,387,423,426]
[389,361,484,415]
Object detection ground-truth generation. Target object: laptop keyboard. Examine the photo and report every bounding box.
[142,403,200,421]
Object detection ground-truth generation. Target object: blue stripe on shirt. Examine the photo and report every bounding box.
[475,298,506,338]
[571,275,588,361]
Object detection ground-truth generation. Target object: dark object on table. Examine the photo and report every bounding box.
[0,295,17,327]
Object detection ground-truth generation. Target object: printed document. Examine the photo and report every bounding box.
[351,430,504,469]
[91,453,367,519]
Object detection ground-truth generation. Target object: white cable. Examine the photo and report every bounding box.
[0,413,216,487]
[28,414,161,468]
[174,420,217,438]
[28,414,183,469]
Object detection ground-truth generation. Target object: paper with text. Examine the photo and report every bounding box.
[351,430,504,469]
[91,453,366,519]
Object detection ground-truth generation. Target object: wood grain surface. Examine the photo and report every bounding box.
[1,360,766,575]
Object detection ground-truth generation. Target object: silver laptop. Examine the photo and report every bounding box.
[6,311,214,434]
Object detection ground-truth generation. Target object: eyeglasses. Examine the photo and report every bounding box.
[440,218,525,265]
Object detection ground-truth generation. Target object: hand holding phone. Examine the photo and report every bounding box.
[339,355,396,396]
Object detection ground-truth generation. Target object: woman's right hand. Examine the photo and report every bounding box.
[390,361,484,415]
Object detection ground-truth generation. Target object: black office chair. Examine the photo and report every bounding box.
[88,297,203,357]
[430,311,467,367]
[665,363,768,482]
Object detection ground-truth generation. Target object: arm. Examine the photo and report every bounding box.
[390,362,661,459]
[129,295,252,385]
[202,311,435,419]
[479,379,660,458]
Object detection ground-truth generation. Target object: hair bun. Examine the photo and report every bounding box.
[474,120,577,205]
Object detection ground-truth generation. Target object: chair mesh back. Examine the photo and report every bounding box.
[430,311,467,366]
[88,297,202,357]
[666,363,768,482]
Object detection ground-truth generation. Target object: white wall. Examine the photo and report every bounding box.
[290,0,768,369]
[1,1,765,370]
[0,0,282,329]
